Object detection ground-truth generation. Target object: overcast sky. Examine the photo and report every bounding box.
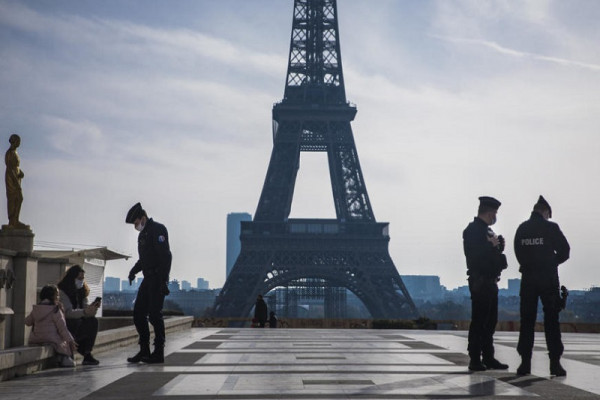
[1,0,599,292]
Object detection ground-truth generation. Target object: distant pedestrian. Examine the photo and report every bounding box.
[254,295,268,328]
[514,196,570,377]
[125,202,172,364]
[462,196,509,371]
[269,311,277,328]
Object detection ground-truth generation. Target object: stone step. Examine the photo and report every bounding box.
[0,315,193,381]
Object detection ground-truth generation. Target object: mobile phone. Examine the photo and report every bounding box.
[94,297,102,304]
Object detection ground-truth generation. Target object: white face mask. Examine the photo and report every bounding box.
[135,221,145,232]
[75,279,84,289]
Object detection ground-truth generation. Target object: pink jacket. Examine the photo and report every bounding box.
[25,301,74,356]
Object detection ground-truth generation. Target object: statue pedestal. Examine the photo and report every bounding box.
[0,227,34,254]
[9,256,37,347]
[0,227,36,347]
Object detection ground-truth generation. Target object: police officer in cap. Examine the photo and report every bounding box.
[462,196,509,371]
[514,196,570,376]
[125,202,172,364]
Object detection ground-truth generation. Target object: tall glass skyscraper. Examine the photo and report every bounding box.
[226,212,252,278]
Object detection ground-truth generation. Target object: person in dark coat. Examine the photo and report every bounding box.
[462,196,509,371]
[514,195,570,377]
[254,295,268,328]
[57,265,100,365]
[125,202,172,364]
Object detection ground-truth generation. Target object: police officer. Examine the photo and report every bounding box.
[514,196,570,376]
[462,196,509,371]
[125,202,172,364]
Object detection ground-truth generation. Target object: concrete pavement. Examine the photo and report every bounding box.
[1,327,599,399]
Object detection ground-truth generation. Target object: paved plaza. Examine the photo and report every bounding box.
[1,327,599,399]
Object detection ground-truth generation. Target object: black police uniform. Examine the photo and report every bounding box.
[463,216,507,365]
[514,211,570,361]
[129,218,172,348]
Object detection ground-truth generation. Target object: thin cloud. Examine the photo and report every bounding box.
[433,35,600,71]
[43,116,107,156]
[0,2,283,77]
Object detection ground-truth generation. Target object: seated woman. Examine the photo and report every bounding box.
[25,284,77,367]
[57,265,100,366]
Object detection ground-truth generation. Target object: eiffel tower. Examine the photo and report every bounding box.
[213,0,418,319]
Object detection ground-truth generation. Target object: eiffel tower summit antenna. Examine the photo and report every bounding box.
[213,0,418,320]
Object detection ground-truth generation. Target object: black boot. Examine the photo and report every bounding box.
[127,343,150,363]
[550,358,566,377]
[516,358,531,375]
[82,353,100,366]
[483,357,509,370]
[142,346,164,364]
[468,357,487,371]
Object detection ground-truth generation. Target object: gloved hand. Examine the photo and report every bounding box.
[128,272,136,285]
[161,282,170,296]
[497,235,506,252]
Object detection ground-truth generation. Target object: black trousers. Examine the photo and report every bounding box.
[66,316,98,356]
[133,277,166,347]
[517,274,563,359]
[468,276,498,361]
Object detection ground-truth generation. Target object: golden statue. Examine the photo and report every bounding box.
[4,134,28,229]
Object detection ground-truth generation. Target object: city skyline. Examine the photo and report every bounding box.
[1,1,599,291]
[104,275,211,291]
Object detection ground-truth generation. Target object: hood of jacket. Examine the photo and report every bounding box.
[30,303,59,320]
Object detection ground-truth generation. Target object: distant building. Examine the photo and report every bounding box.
[585,287,600,302]
[401,275,444,301]
[506,278,521,296]
[122,277,142,292]
[226,212,252,278]
[121,279,137,292]
[104,276,120,292]
[166,289,220,317]
[103,289,221,318]
[181,280,192,291]
[168,279,180,293]
[197,278,209,290]
[453,285,470,298]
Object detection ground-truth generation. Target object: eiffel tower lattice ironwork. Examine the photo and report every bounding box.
[213,0,418,319]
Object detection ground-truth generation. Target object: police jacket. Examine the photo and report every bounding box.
[463,217,506,278]
[514,212,570,276]
[129,218,172,282]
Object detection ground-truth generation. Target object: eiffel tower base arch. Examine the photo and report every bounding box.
[213,220,418,320]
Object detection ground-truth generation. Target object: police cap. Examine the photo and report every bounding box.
[534,195,552,218]
[125,202,145,223]
[478,196,501,210]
